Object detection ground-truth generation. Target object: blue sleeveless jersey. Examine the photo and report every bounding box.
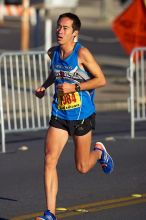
[50,42,96,120]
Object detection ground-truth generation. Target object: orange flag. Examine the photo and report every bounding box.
[112,0,146,55]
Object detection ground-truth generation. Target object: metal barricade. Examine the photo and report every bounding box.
[0,51,53,153]
[127,47,146,138]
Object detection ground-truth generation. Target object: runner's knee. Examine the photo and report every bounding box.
[76,162,89,174]
[45,153,58,169]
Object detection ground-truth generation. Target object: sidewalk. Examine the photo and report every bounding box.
[76,1,120,29]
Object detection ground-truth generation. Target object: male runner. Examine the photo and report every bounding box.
[35,12,114,220]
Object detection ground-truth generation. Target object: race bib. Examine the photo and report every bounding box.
[58,92,81,110]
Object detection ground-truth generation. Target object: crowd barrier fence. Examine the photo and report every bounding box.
[127,47,146,138]
[0,51,53,153]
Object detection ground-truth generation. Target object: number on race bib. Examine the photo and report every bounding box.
[58,92,81,110]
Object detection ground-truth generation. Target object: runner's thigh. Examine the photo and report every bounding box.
[45,126,69,159]
[73,131,92,164]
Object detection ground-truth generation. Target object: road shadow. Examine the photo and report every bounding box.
[0,197,17,202]
[0,218,9,220]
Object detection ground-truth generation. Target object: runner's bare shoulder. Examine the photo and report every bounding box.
[47,46,56,59]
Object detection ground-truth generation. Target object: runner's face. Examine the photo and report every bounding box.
[56,17,76,45]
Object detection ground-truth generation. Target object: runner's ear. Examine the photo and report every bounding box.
[73,30,78,37]
[73,31,78,42]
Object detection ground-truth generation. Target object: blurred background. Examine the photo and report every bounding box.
[0,0,131,52]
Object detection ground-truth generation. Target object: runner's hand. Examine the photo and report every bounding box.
[57,82,75,94]
[35,87,46,98]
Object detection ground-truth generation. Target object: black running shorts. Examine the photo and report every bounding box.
[49,113,96,136]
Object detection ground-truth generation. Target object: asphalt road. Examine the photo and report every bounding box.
[0,111,146,220]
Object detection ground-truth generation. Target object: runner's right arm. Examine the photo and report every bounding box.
[35,47,55,98]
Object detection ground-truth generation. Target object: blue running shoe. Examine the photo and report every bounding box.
[35,210,57,220]
[94,142,114,174]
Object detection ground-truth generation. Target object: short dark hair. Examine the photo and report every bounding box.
[57,12,81,32]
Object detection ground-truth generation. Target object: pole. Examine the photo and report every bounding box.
[34,8,41,48]
[44,1,52,51]
[0,0,4,23]
[21,0,30,50]
[0,62,6,153]
[100,0,115,20]
[45,17,52,51]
